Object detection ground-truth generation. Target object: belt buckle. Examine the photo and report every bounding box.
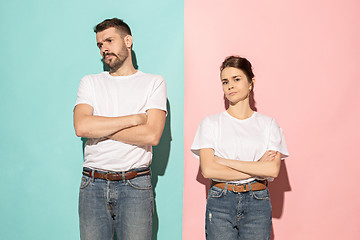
[232,184,242,193]
[233,183,248,193]
[104,173,112,181]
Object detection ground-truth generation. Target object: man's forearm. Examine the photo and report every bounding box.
[75,114,146,138]
[108,123,162,146]
[108,109,166,146]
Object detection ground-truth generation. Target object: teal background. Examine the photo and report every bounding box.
[0,0,184,239]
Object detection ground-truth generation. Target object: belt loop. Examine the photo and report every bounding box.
[121,171,126,183]
[248,182,252,192]
[91,169,95,182]
[224,182,228,195]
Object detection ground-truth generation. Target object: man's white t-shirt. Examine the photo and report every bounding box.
[75,71,167,171]
[191,111,289,184]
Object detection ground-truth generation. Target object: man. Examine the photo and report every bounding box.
[73,18,167,240]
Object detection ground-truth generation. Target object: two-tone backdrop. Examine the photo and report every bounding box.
[1,0,360,239]
[0,0,183,239]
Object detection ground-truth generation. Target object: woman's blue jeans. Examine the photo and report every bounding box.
[78,172,153,240]
[205,183,272,240]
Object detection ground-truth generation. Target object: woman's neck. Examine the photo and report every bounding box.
[227,101,254,120]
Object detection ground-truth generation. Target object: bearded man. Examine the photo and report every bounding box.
[73,18,167,240]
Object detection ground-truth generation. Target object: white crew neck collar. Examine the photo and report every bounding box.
[104,70,141,79]
[224,110,257,121]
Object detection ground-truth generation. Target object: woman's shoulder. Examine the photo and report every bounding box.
[255,112,283,129]
[202,111,226,122]
[197,112,226,128]
[254,112,274,121]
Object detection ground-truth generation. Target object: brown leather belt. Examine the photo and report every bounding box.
[82,168,150,181]
[212,180,268,193]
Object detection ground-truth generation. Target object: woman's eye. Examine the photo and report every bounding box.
[235,78,240,82]
[222,81,228,85]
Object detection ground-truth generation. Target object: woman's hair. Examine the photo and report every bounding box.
[220,56,257,111]
[220,56,254,84]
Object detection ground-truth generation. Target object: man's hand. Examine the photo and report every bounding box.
[135,113,147,126]
[108,109,166,146]
[73,104,149,138]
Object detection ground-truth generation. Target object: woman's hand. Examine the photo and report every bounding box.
[214,155,225,164]
[259,150,278,162]
[212,151,281,178]
[199,148,252,180]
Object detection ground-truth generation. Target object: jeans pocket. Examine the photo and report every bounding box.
[80,175,91,189]
[251,188,270,200]
[127,175,152,190]
[207,186,225,198]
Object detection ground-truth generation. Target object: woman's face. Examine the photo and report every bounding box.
[221,67,252,105]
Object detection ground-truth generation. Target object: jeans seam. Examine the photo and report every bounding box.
[126,176,152,190]
[251,189,270,200]
[80,176,91,189]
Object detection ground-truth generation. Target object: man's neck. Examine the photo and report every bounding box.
[109,57,137,76]
[109,65,137,76]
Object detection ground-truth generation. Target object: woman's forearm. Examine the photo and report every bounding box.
[199,148,252,180]
[215,152,281,178]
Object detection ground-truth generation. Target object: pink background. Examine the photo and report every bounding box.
[183,0,360,239]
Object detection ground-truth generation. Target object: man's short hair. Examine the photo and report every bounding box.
[94,18,132,36]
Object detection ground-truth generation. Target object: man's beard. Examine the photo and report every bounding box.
[103,50,129,73]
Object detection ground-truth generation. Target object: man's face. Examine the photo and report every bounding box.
[96,27,129,72]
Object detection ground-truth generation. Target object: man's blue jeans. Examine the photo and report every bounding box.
[205,182,272,240]
[79,169,153,240]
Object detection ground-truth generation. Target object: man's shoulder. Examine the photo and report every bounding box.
[80,72,107,83]
[137,71,165,82]
[82,72,107,79]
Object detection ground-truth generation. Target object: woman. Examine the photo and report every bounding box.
[191,56,289,240]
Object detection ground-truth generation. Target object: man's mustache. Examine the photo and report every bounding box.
[103,52,117,59]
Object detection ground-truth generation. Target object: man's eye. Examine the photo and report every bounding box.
[222,82,228,85]
[235,78,240,81]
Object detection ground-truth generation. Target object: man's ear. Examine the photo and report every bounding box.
[124,35,133,49]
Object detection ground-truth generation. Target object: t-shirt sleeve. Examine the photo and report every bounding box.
[267,119,289,159]
[75,76,94,108]
[191,117,215,158]
[144,76,167,114]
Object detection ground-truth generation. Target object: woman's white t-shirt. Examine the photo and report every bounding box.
[191,111,289,184]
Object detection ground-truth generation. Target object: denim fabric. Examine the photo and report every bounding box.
[205,183,272,240]
[79,172,153,240]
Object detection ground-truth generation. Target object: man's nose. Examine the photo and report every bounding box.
[102,49,109,57]
[101,44,109,55]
